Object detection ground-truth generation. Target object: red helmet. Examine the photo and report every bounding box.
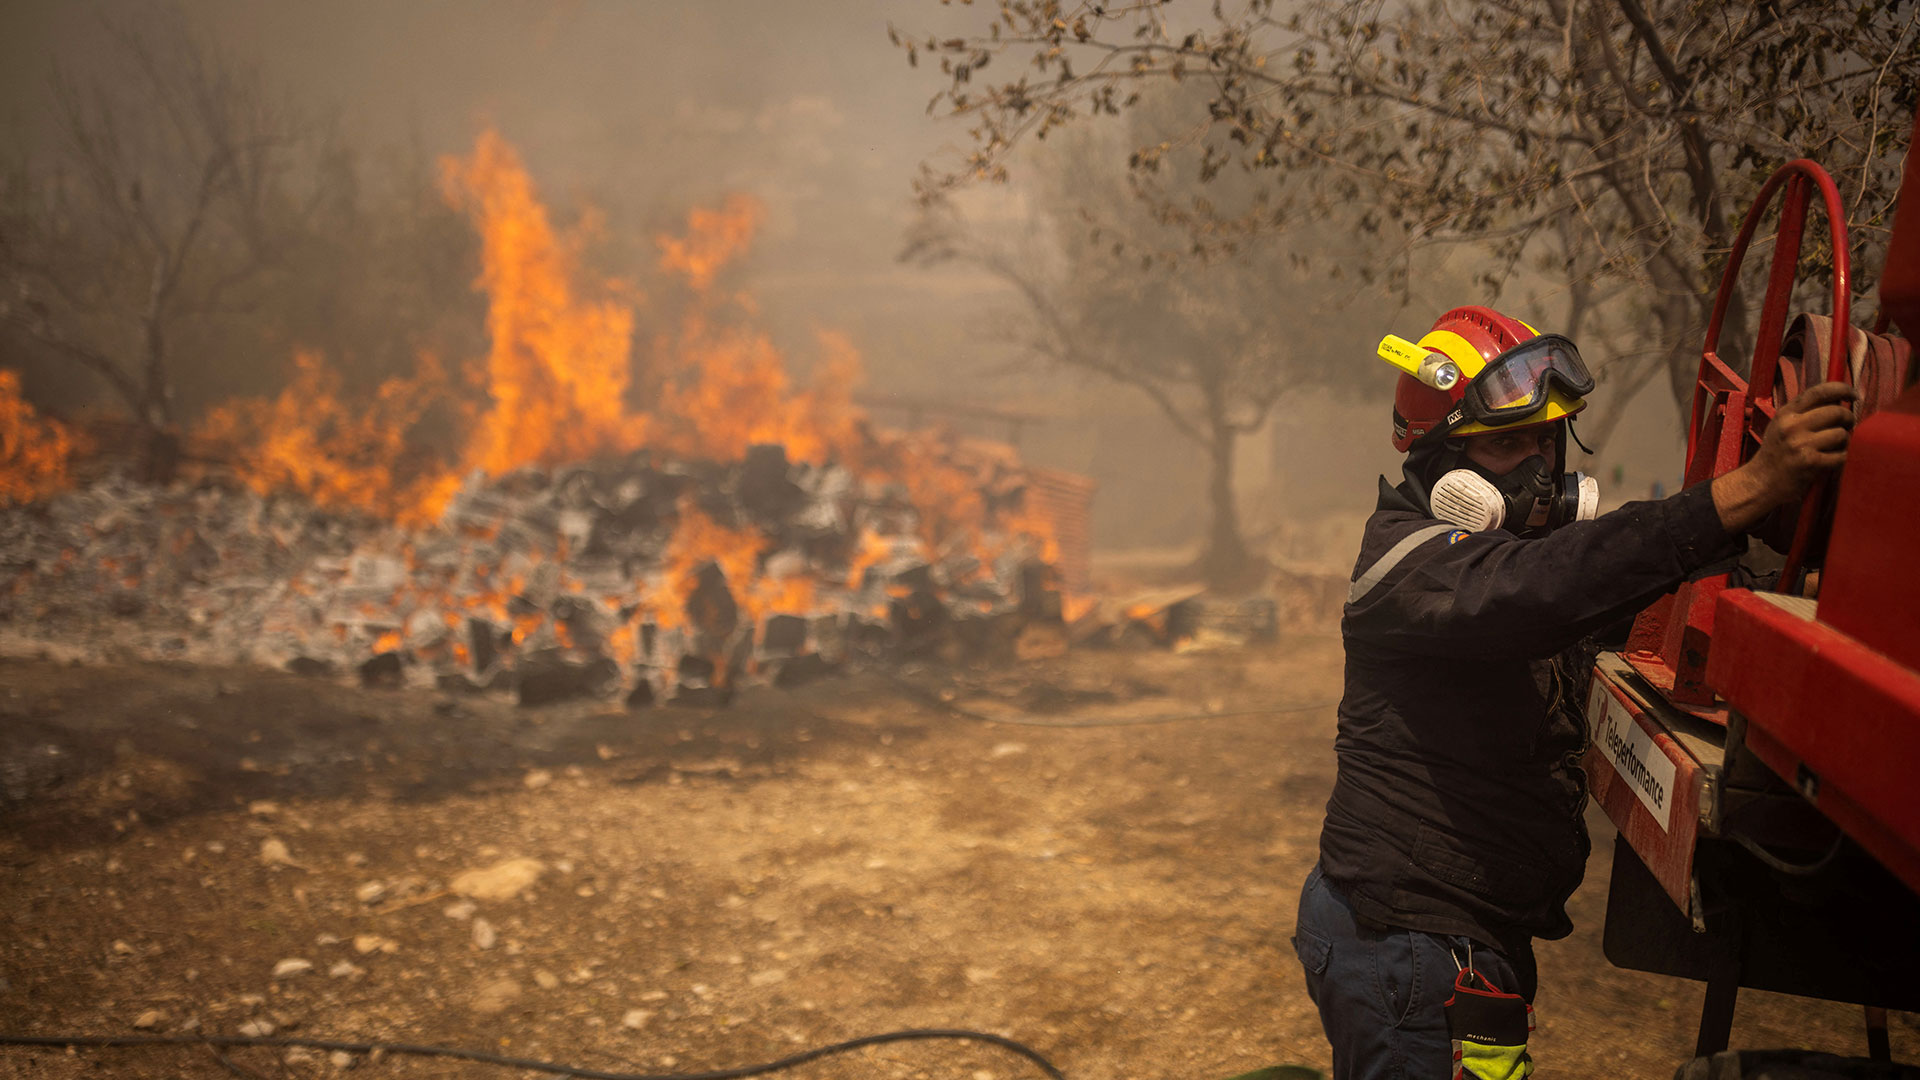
[1387,306,1588,452]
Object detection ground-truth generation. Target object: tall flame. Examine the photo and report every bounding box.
[442,130,645,477]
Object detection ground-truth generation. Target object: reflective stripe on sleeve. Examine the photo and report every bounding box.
[1347,523,1457,604]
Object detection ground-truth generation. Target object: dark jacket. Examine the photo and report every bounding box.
[1317,480,1739,948]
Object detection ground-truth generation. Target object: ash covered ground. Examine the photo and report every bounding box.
[0,635,1891,1080]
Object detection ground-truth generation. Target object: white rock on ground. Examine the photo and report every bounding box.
[132,1010,164,1030]
[471,918,497,950]
[449,857,544,900]
[258,838,296,867]
[272,958,313,978]
[471,978,521,1015]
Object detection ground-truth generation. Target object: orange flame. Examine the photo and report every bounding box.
[657,194,763,292]
[654,502,766,633]
[198,351,459,524]
[191,128,1063,650]
[0,371,84,506]
[442,130,646,477]
[846,528,893,589]
[653,321,862,465]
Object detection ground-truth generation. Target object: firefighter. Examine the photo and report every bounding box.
[1290,306,1857,1080]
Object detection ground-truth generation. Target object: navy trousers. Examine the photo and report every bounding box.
[1292,863,1537,1080]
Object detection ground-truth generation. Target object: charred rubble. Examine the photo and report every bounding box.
[0,443,1066,708]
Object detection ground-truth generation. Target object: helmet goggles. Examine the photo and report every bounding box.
[1462,334,1595,426]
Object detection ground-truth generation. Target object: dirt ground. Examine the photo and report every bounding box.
[0,638,1902,1079]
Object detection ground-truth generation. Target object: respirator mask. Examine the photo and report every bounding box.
[1429,455,1599,534]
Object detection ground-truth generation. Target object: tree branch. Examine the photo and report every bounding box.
[0,311,144,412]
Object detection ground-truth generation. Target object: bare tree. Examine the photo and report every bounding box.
[896,0,1917,430]
[0,13,318,480]
[904,119,1377,588]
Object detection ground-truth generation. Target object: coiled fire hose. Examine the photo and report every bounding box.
[0,1027,1066,1079]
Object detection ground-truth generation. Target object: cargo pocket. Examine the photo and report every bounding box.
[1291,926,1331,977]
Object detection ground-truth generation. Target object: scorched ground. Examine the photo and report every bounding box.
[0,637,1890,1079]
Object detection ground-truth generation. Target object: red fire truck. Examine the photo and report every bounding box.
[1582,119,1920,1076]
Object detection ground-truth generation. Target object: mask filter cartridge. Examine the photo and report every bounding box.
[1429,469,1508,532]
[1575,474,1599,522]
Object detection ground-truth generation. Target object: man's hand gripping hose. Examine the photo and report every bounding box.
[1710,381,1857,534]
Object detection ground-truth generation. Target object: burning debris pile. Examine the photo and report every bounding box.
[0,129,1086,704]
[0,432,1064,706]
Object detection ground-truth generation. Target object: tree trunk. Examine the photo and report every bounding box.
[1658,292,1701,427]
[1199,398,1253,590]
[138,287,179,484]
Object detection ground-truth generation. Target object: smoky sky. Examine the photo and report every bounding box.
[2,1,1684,551]
[3,0,1010,391]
